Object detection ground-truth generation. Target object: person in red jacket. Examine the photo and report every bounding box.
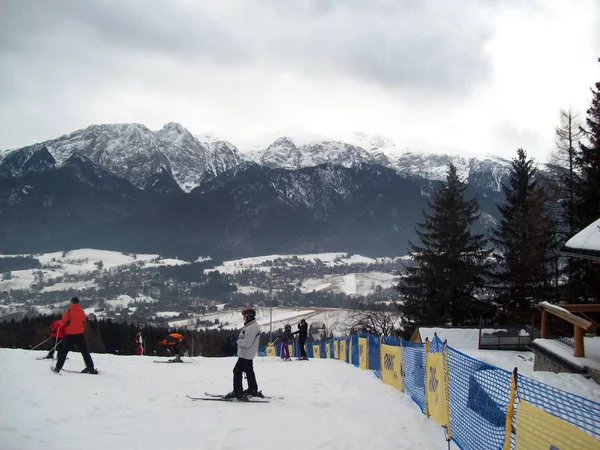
[44,320,66,359]
[53,297,98,374]
[158,333,187,362]
[135,331,143,356]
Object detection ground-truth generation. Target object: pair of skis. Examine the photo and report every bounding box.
[50,367,100,375]
[153,359,191,364]
[187,392,284,403]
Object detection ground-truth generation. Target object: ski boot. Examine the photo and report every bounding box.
[81,367,99,374]
[224,391,244,400]
[242,389,265,399]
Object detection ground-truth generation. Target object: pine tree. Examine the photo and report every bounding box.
[570,64,600,303]
[398,164,492,328]
[492,149,555,323]
[575,64,600,228]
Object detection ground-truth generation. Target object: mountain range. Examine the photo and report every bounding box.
[0,123,508,258]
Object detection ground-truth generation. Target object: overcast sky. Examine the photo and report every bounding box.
[1,0,599,160]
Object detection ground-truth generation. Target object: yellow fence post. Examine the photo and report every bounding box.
[359,335,368,370]
[503,368,517,450]
[444,340,451,444]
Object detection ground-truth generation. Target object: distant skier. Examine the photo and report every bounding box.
[135,330,143,355]
[158,333,187,362]
[280,324,293,360]
[53,297,98,374]
[45,320,66,359]
[225,307,263,399]
[293,319,309,360]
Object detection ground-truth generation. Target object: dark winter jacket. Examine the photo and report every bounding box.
[281,327,293,343]
[294,321,308,340]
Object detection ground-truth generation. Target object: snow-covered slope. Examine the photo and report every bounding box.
[242,134,512,191]
[1,349,454,450]
[1,123,245,192]
[1,123,518,192]
[164,307,357,336]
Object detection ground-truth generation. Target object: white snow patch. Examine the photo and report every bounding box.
[207,252,398,275]
[565,218,600,252]
[155,311,181,318]
[1,349,456,450]
[533,337,600,372]
[300,272,399,296]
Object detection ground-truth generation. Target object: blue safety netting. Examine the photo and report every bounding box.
[368,334,381,378]
[351,334,359,367]
[403,340,426,413]
[382,335,401,346]
[447,347,511,450]
[516,372,600,442]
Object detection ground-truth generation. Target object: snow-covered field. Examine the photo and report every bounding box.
[0,249,189,292]
[206,252,403,275]
[0,349,455,450]
[300,272,400,296]
[1,249,403,299]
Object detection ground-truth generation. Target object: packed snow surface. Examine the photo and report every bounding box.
[0,349,456,450]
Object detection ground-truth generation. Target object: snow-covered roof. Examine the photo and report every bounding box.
[562,218,600,260]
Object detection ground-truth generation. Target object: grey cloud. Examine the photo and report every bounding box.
[1,0,500,96]
[492,121,543,157]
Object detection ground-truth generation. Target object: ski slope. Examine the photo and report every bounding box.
[0,349,456,450]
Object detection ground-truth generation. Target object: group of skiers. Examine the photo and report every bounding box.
[41,299,308,400]
[279,319,309,360]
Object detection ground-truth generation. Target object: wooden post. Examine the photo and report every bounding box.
[574,326,585,358]
[541,310,548,338]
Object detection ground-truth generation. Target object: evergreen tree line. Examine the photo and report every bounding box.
[0,314,241,357]
[398,67,600,332]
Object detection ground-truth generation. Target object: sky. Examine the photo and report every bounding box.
[1,0,599,161]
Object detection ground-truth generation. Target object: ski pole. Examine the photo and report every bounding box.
[25,337,52,353]
[49,338,63,354]
[51,334,60,368]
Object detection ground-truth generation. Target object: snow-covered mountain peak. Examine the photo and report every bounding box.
[156,122,194,142]
[2,123,516,193]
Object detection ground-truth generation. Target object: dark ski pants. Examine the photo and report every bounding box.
[46,338,63,359]
[55,333,95,372]
[233,357,258,394]
[299,339,307,358]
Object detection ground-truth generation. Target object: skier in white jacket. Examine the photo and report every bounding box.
[225,307,263,400]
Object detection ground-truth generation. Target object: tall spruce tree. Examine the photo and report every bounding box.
[398,164,492,328]
[492,149,555,323]
[571,64,600,303]
[575,64,600,229]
